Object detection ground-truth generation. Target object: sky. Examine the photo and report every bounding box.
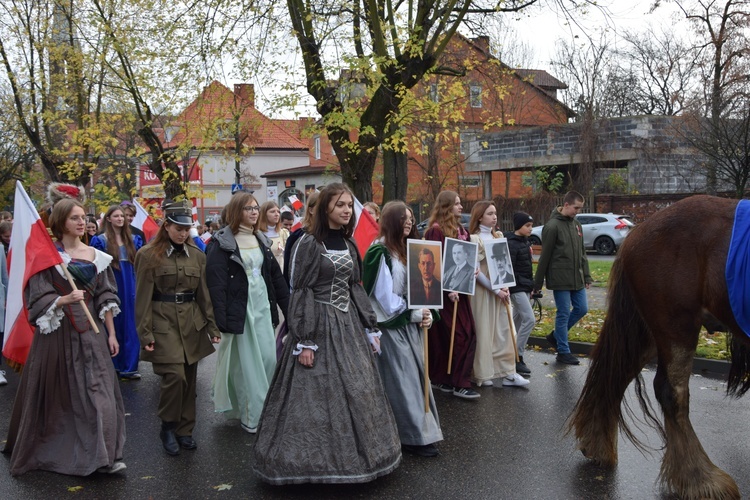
[508,0,688,74]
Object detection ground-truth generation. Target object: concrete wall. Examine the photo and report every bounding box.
[465,116,712,195]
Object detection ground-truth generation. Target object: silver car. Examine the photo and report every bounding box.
[529,213,635,255]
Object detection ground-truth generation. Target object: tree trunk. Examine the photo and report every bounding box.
[382,149,407,203]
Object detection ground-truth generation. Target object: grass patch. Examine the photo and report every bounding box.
[530,307,730,361]
[588,260,613,287]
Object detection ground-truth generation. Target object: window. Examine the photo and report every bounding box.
[429,84,439,103]
[314,136,321,160]
[459,132,476,156]
[470,85,482,108]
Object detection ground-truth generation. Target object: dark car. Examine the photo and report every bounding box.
[416,213,471,236]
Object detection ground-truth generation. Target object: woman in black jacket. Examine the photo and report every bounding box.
[206,192,290,434]
[504,212,536,375]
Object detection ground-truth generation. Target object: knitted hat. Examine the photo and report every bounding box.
[513,211,533,230]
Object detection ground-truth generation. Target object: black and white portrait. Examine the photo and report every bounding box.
[442,238,478,295]
[407,240,443,309]
[486,239,516,290]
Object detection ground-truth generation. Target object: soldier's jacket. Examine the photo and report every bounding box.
[134,239,219,364]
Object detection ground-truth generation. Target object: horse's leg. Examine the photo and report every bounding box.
[570,260,656,467]
[653,329,740,499]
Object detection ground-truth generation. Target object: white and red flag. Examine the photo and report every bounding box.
[352,197,380,258]
[288,195,304,211]
[2,181,64,368]
[132,198,160,242]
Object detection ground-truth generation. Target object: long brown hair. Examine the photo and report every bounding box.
[256,200,280,233]
[101,205,137,270]
[49,199,85,241]
[310,183,356,242]
[468,200,500,237]
[224,192,258,234]
[378,201,416,264]
[427,190,460,238]
[302,191,319,230]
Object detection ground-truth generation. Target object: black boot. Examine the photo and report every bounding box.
[160,421,180,456]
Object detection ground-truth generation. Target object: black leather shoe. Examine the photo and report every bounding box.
[160,422,180,456]
[176,435,197,450]
[402,443,440,457]
[556,352,581,365]
[546,331,558,351]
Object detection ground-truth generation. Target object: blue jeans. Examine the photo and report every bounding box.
[552,288,588,354]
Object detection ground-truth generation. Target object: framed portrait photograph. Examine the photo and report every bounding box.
[485,238,516,290]
[442,237,478,295]
[407,240,443,309]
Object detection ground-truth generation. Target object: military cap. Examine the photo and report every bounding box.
[163,200,193,226]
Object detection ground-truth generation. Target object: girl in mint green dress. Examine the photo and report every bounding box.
[206,192,289,433]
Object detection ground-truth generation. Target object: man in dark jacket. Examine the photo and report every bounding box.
[505,212,536,375]
[533,191,592,365]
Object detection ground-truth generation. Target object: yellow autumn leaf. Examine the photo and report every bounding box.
[213,483,233,491]
[67,486,84,492]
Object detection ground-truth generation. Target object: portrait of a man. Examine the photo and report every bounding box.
[442,238,478,295]
[486,239,516,289]
[407,240,443,308]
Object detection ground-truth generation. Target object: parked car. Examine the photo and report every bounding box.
[529,213,635,255]
[416,213,471,236]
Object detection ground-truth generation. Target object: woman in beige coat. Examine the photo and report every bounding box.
[135,201,220,456]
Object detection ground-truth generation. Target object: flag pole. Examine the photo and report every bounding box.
[61,264,100,334]
[423,325,430,413]
[505,301,518,362]
[447,296,458,374]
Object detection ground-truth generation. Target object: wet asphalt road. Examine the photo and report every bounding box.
[1,346,748,500]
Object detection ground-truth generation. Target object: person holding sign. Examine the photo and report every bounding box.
[468,201,529,388]
[423,191,480,400]
[363,202,443,458]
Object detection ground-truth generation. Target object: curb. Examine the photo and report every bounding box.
[527,337,730,376]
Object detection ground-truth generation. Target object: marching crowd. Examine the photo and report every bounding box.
[0,182,592,484]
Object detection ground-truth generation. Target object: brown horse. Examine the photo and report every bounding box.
[569,195,750,500]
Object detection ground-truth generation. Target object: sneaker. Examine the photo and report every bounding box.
[546,331,558,351]
[0,370,7,386]
[556,352,581,365]
[431,383,454,393]
[474,380,493,387]
[516,358,531,375]
[240,422,257,434]
[502,373,530,387]
[402,443,440,457]
[119,372,141,380]
[452,387,481,400]
[98,461,127,474]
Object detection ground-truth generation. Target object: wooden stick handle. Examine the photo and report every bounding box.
[423,325,430,414]
[505,300,518,362]
[447,296,458,374]
[62,264,100,334]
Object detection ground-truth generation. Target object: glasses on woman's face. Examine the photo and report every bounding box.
[243,206,260,212]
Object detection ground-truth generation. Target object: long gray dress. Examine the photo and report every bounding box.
[364,243,443,447]
[253,232,401,484]
[4,251,126,476]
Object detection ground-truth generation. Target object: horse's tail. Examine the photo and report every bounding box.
[568,256,664,465]
[727,333,750,397]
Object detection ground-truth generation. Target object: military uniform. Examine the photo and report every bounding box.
[134,201,220,455]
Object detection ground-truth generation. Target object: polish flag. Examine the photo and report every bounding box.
[132,198,160,241]
[352,198,380,258]
[2,181,64,368]
[290,216,303,233]
[288,195,304,211]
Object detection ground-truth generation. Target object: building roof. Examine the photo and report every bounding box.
[514,69,568,90]
[261,164,338,178]
[169,81,308,151]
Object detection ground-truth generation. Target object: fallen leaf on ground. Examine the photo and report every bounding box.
[213,484,233,491]
[67,486,84,492]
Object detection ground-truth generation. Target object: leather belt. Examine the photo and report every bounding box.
[152,291,196,304]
